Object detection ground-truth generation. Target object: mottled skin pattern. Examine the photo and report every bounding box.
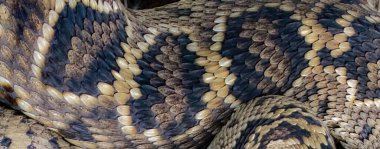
[209,96,335,149]
[1,0,380,148]
[0,105,73,149]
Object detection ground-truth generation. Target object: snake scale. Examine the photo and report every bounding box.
[1,0,380,148]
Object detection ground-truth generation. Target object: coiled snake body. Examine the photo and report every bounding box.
[0,0,380,148]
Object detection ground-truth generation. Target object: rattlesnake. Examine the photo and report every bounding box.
[0,0,380,148]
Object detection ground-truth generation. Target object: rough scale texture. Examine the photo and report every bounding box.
[0,104,73,149]
[1,0,380,148]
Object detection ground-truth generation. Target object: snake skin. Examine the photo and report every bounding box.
[124,0,179,9]
[1,0,380,148]
[0,104,73,149]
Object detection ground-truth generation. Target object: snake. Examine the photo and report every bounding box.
[1,0,380,148]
